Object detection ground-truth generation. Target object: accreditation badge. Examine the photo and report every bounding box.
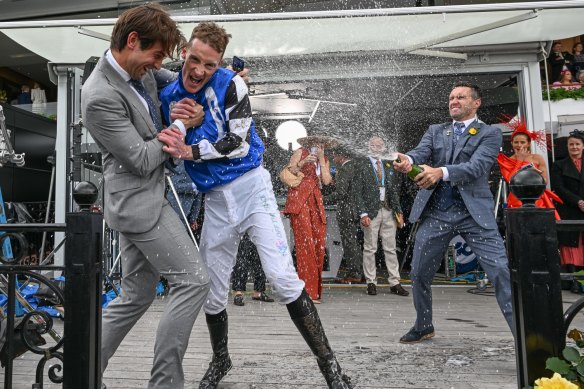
[379,186,385,201]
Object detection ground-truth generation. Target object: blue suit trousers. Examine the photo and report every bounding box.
[410,202,513,332]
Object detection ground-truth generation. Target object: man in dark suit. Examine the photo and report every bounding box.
[81,4,210,388]
[330,146,363,283]
[353,136,407,297]
[394,82,513,343]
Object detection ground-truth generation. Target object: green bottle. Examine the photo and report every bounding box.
[395,156,424,181]
[407,164,424,181]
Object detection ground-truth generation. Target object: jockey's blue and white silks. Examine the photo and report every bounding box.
[160,67,264,192]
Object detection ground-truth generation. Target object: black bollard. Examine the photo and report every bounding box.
[63,182,103,389]
[506,168,564,388]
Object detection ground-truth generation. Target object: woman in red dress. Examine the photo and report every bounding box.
[497,117,561,219]
[284,136,333,303]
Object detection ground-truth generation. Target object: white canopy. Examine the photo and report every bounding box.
[1,1,583,64]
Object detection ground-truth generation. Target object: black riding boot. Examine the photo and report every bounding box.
[287,289,353,389]
[199,310,232,389]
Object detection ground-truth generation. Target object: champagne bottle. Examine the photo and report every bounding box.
[407,164,424,181]
[395,156,424,181]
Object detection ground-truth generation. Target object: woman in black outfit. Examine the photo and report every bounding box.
[551,130,584,292]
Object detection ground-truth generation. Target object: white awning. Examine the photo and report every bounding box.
[1,1,583,64]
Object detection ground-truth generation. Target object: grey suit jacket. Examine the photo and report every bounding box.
[81,55,177,233]
[407,120,501,230]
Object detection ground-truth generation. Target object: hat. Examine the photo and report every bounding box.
[500,114,547,150]
[296,135,340,149]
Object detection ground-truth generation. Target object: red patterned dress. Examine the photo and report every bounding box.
[284,148,327,300]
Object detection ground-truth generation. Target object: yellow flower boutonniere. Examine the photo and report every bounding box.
[385,162,391,168]
[468,127,478,136]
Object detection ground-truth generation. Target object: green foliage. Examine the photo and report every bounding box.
[542,331,584,388]
[565,347,582,363]
[547,356,573,376]
[542,87,584,101]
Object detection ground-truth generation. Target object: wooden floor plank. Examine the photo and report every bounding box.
[4,284,579,388]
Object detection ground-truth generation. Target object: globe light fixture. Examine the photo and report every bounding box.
[275,120,307,151]
[509,167,546,207]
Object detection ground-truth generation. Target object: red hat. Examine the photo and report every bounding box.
[501,114,548,149]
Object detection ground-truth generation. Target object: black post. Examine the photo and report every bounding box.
[4,273,16,388]
[505,207,564,388]
[63,211,103,389]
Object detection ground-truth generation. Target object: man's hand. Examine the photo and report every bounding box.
[237,68,250,84]
[158,127,192,160]
[360,215,371,228]
[393,153,412,173]
[170,98,204,128]
[578,200,584,213]
[414,165,443,189]
[226,65,251,84]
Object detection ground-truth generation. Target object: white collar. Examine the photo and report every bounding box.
[105,49,132,82]
[452,116,477,130]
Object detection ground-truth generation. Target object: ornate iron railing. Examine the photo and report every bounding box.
[0,209,103,389]
[556,220,584,335]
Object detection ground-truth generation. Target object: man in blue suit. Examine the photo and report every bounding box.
[394,82,512,343]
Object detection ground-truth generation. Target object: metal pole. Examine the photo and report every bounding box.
[39,157,56,263]
[540,42,555,163]
[166,175,199,251]
[4,273,16,388]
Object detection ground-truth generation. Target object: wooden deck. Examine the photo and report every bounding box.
[6,284,583,388]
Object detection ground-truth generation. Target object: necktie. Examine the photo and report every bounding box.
[375,159,383,182]
[453,122,465,146]
[129,79,163,132]
[130,79,177,173]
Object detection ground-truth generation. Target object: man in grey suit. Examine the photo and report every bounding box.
[394,82,512,343]
[80,4,210,388]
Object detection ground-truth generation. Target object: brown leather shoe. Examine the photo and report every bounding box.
[367,283,377,295]
[390,284,409,296]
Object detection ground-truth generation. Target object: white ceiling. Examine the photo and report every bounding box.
[2,4,584,65]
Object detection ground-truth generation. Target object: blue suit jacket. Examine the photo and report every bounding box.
[406,120,501,230]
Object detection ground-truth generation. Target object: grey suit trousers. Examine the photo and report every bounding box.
[410,202,513,332]
[101,203,210,389]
